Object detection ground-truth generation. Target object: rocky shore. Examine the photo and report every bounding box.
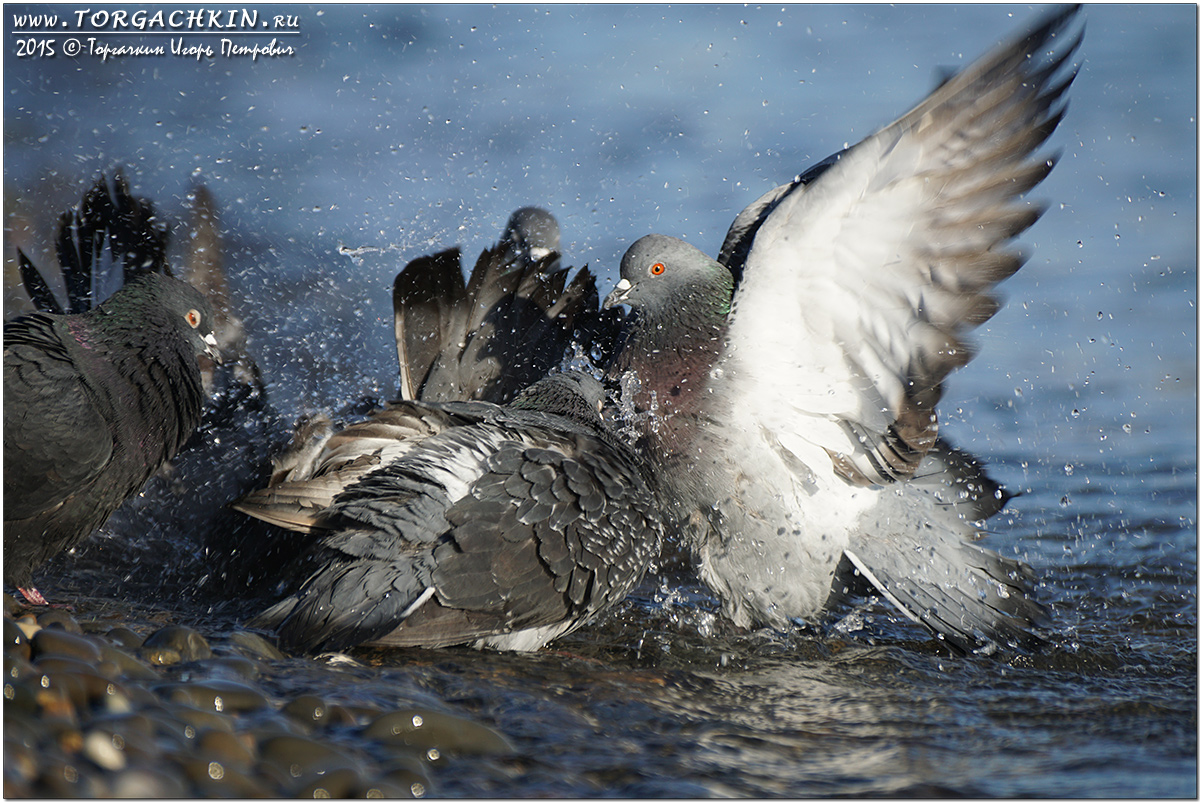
[3,594,516,798]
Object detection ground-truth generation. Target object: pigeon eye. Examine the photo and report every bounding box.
[650,262,666,276]
[185,309,202,329]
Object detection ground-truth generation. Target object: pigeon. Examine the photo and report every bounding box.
[601,6,1082,653]
[4,174,221,604]
[234,371,663,653]
[393,206,619,405]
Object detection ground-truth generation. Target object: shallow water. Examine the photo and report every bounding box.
[4,3,1197,797]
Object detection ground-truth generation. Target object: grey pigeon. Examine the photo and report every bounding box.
[602,7,1082,653]
[5,176,220,602]
[234,371,663,653]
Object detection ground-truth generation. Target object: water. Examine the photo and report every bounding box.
[4,4,1196,797]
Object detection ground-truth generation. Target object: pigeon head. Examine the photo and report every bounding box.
[603,234,733,320]
[502,206,561,264]
[104,272,221,362]
[600,235,735,459]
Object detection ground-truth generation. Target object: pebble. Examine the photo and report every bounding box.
[325,703,361,726]
[14,614,41,640]
[6,736,39,785]
[259,733,357,774]
[228,630,286,660]
[83,729,127,771]
[6,652,37,682]
[139,646,182,666]
[157,678,269,713]
[108,765,189,798]
[32,654,107,676]
[157,701,236,735]
[365,708,516,756]
[282,694,329,728]
[297,765,361,798]
[31,628,101,663]
[196,728,256,770]
[104,627,144,650]
[94,641,159,681]
[142,625,213,661]
[2,602,519,797]
[202,654,263,681]
[37,609,84,634]
[183,755,273,797]
[4,675,40,715]
[3,593,22,617]
[381,756,431,788]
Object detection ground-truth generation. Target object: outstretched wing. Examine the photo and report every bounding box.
[719,6,1081,487]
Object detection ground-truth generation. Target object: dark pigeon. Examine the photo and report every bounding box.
[602,7,1082,653]
[234,371,664,653]
[5,176,220,602]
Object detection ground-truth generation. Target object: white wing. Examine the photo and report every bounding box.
[718,6,1081,487]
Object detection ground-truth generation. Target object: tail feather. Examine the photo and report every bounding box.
[20,171,170,315]
[842,473,1047,653]
[393,248,469,401]
[392,208,619,405]
[17,249,63,314]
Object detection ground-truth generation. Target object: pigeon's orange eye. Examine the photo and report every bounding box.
[186,309,202,329]
[650,262,666,276]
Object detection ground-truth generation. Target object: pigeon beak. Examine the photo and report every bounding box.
[603,278,633,310]
[202,332,223,364]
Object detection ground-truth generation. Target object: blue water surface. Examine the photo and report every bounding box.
[4,4,1196,797]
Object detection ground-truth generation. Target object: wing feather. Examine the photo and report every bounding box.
[720,7,1081,486]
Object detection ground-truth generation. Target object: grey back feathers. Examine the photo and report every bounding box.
[236,371,663,653]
